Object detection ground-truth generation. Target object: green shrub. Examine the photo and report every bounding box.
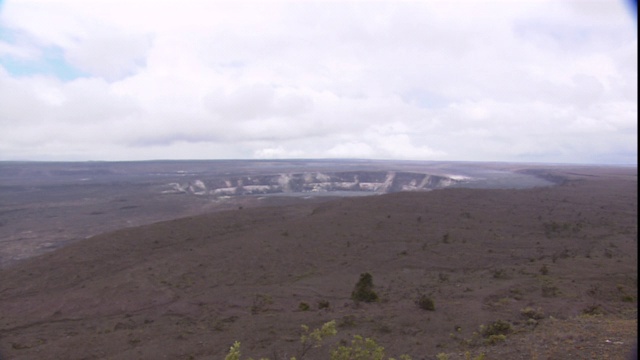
[224,341,241,360]
[485,334,506,345]
[351,273,378,303]
[330,335,384,360]
[520,306,544,320]
[480,320,511,337]
[464,352,486,360]
[622,295,635,302]
[475,322,511,346]
[331,335,411,360]
[299,302,310,311]
[298,321,338,358]
[225,320,412,360]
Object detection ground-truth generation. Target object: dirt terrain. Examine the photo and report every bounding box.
[0,165,636,359]
[0,160,553,268]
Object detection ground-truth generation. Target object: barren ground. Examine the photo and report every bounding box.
[0,165,636,359]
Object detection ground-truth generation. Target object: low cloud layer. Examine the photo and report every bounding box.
[0,0,636,164]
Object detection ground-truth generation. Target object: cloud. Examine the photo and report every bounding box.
[326,142,375,158]
[65,32,152,80]
[254,145,304,159]
[0,0,636,164]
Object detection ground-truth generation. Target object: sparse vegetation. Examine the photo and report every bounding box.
[539,264,549,275]
[464,351,486,360]
[338,315,357,328]
[318,300,331,309]
[2,165,636,360]
[520,306,545,320]
[416,295,435,311]
[582,304,604,316]
[299,320,338,359]
[621,295,635,302]
[509,287,523,300]
[225,321,412,360]
[541,284,560,298]
[224,341,241,360]
[332,335,412,360]
[480,320,511,337]
[442,233,450,244]
[251,294,273,314]
[485,334,506,345]
[331,335,384,360]
[492,268,508,279]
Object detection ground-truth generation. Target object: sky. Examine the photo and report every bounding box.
[0,0,637,164]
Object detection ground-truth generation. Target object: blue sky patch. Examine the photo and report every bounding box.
[0,39,86,81]
[1,9,85,81]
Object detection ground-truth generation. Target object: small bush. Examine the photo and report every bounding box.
[539,264,549,275]
[338,315,357,328]
[416,295,435,311]
[331,335,384,360]
[492,268,508,279]
[331,335,411,360]
[509,288,523,300]
[480,320,511,337]
[485,334,506,345]
[251,294,273,314]
[299,320,338,358]
[621,295,635,302]
[464,352,486,360]
[351,273,378,303]
[541,284,559,298]
[582,304,604,316]
[520,306,545,320]
[224,341,241,360]
[318,300,331,309]
[298,302,310,311]
[225,320,412,360]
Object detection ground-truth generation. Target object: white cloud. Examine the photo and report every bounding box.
[65,33,152,80]
[254,145,304,159]
[0,0,636,164]
[326,142,375,158]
